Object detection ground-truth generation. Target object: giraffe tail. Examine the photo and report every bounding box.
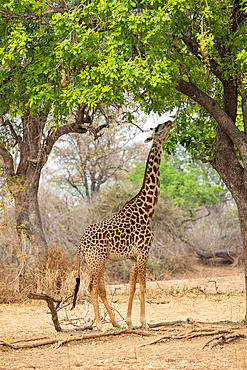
[71,243,81,310]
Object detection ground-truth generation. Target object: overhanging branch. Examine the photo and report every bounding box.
[1,118,22,146]
[181,27,223,82]
[42,105,109,165]
[176,79,247,159]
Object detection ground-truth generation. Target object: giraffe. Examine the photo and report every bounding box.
[72,120,173,331]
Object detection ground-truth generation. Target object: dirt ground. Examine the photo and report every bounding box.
[1,266,247,370]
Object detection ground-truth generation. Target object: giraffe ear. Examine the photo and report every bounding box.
[145,136,153,143]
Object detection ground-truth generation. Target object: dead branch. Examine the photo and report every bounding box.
[137,319,247,350]
[202,332,247,349]
[185,328,232,340]
[61,306,93,330]
[197,250,241,266]
[1,318,246,350]
[56,294,73,312]
[0,328,154,350]
[147,300,170,304]
[149,319,242,329]
[28,292,94,332]
[148,320,187,328]
[0,337,63,349]
[28,292,62,332]
[27,289,125,333]
[137,328,239,349]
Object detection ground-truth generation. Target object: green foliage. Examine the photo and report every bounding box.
[0,1,179,117]
[0,1,114,119]
[83,0,247,161]
[129,150,228,209]
[1,0,247,174]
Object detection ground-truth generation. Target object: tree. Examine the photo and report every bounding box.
[0,107,109,256]
[48,119,147,202]
[67,0,247,318]
[0,1,132,254]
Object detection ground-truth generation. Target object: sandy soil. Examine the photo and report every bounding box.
[1,267,247,370]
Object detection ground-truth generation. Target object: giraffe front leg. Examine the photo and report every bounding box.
[137,256,149,330]
[126,259,138,330]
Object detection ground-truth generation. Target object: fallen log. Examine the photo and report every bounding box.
[196,249,240,265]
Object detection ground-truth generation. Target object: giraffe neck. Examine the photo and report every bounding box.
[140,140,162,216]
[121,140,162,221]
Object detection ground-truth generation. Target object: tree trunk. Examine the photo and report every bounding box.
[234,202,247,320]
[1,105,106,270]
[10,112,48,262]
[176,74,247,320]
[212,127,247,319]
[14,175,47,256]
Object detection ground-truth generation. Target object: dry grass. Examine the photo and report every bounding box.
[0,246,90,304]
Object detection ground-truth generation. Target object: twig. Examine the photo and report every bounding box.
[111,306,126,321]
[103,288,122,322]
[56,294,73,311]
[62,307,92,330]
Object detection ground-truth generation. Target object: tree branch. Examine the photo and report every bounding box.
[1,118,22,146]
[0,143,15,179]
[28,292,63,332]
[43,105,109,166]
[0,5,67,20]
[15,0,36,16]
[228,0,247,33]
[181,27,223,82]
[176,79,247,165]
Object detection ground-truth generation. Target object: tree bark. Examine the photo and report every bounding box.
[13,170,47,257]
[235,204,247,320]
[6,112,49,259]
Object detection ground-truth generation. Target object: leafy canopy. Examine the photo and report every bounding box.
[1,0,247,159]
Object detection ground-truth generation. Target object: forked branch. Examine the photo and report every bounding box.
[28,292,63,332]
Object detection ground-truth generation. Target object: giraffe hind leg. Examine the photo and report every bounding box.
[88,271,105,332]
[99,272,120,328]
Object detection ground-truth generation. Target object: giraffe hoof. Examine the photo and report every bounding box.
[112,321,121,329]
[141,322,150,330]
[96,324,106,332]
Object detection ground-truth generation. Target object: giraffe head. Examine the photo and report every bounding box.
[145,120,173,143]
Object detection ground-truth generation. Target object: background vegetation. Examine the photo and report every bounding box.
[0,125,242,303]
